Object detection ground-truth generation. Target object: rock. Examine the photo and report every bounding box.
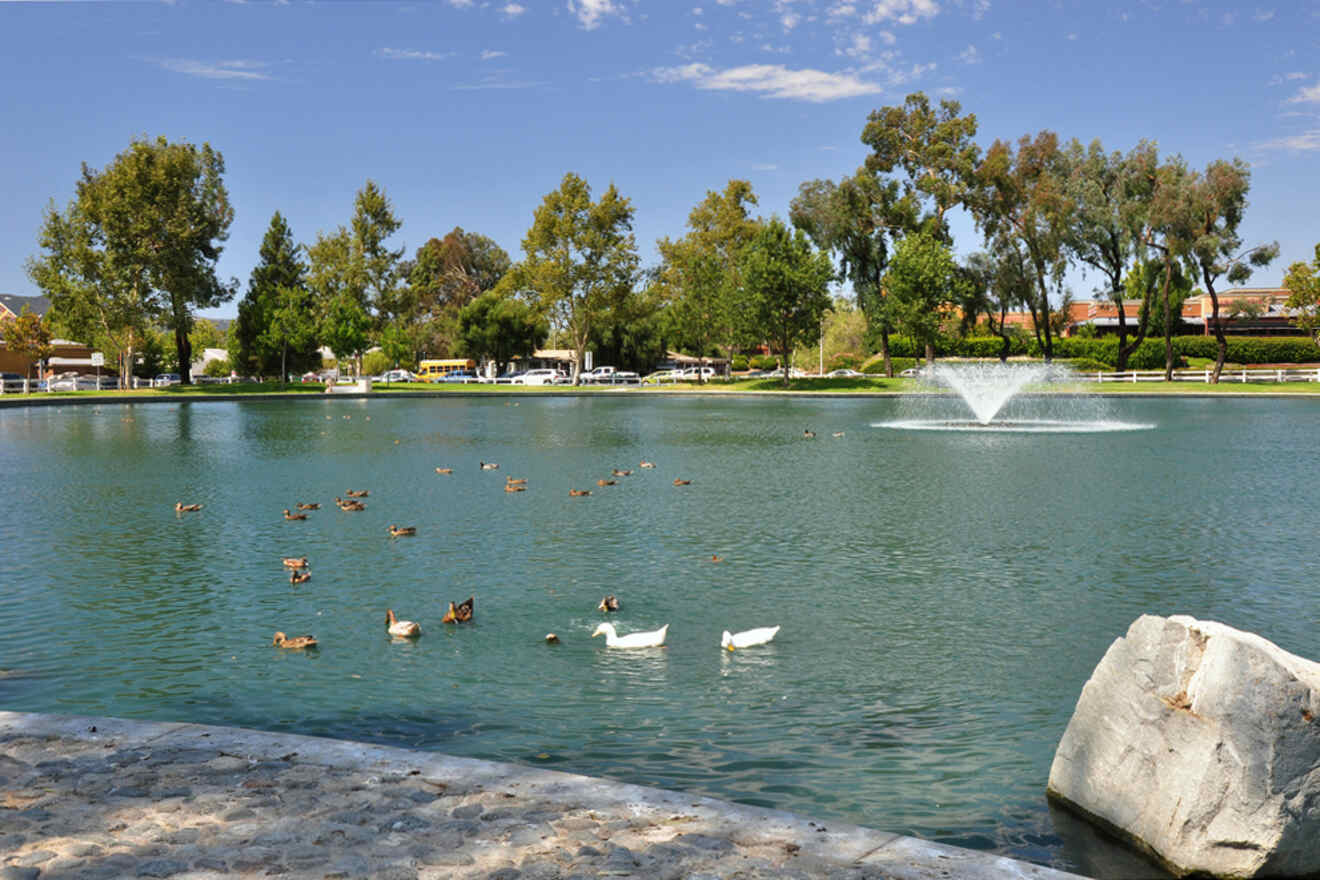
[1048,614,1320,878]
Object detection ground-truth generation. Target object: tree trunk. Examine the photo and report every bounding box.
[1161,256,1175,381]
[175,322,193,385]
[925,341,935,366]
[1033,274,1054,362]
[996,302,1010,363]
[879,327,893,378]
[1115,299,1151,373]
[1205,277,1226,385]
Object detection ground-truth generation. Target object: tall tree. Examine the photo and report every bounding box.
[1182,159,1279,383]
[233,212,317,379]
[511,173,639,384]
[1144,156,1199,380]
[883,231,969,364]
[976,132,1074,361]
[458,288,547,375]
[860,92,981,241]
[791,170,918,376]
[1283,244,1320,341]
[1065,139,1159,371]
[353,180,407,328]
[28,136,235,387]
[0,306,53,388]
[740,218,833,388]
[407,227,512,359]
[656,180,762,383]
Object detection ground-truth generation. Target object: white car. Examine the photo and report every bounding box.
[515,368,564,386]
[827,368,864,378]
[154,373,181,387]
[680,366,717,381]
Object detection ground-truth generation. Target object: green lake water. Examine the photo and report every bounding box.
[2,393,1317,877]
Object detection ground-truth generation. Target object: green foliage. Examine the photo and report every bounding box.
[361,350,392,376]
[882,231,969,358]
[751,354,779,370]
[202,356,231,378]
[741,218,834,387]
[827,352,863,371]
[1283,244,1320,339]
[730,355,749,371]
[0,305,53,380]
[458,288,548,374]
[1060,357,1113,373]
[234,212,319,379]
[408,227,512,358]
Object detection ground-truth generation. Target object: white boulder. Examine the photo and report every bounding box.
[1048,614,1320,878]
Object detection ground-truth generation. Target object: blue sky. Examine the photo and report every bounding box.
[2,0,1317,321]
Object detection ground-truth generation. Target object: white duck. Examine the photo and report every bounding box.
[591,622,669,648]
[385,609,421,638]
[721,625,780,651]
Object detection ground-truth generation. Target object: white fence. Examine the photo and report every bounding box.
[1085,368,1320,384]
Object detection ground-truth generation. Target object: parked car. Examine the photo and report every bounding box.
[515,368,564,386]
[641,369,682,384]
[680,366,717,381]
[578,366,617,384]
[154,373,181,387]
[827,368,864,378]
[438,370,480,383]
[376,369,416,383]
[899,367,923,378]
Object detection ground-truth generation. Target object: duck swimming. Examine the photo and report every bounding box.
[388,525,416,537]
[596,479,616,487]
[480,461,500,470]
[506,476,527,485]
[672,478,691,486]
[436,467,453,475]
[345,489,369,498]
[385,609,421,638]
[597,595,620,612]
[611,469,633,477]
[283,509,308,521]
[272,631,317,649]
[591,622,668,649]
[504,484,527,493]
[289,569,311,584]
[569,489,591,497]
[721,625,781,651]
[282,556,309,569]
[175,502,203,512]
[441,596,474,623]
[639,460,656,469]
[296,502,320,510]
[802,428,816,439]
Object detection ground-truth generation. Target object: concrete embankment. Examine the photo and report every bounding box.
[0,712,1087,879]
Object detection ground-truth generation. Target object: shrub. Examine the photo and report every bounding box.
[859,353,918,374]
[1059,357,1113,374]
[202,357,231,378]
[827,351,862,371]
[751,354,779,370]
[362,351,392,376]
[731,355,749,371]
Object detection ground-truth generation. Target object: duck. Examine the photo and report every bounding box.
[480,461,499,471]
[721,625,781,651]
[596,479,616,487]
[441,596,474,623]
[345,489,369,498]
[710,554,723,563]
[504,484,527,493]
[506,476,527,485]
[611,469,633,477]
[272,631,317,649]
[435,467,453,475]
[283,509,308,521]
[639,460,656,469]
[289,569,311,584]
[802,428,816,439]
[174,502,203,512]
[672,478,691,486]
[385,609,421,638]
[591,622,669,649]
[296,502,320,510]
[388,525,416,537]
[569,489,592,497]
[282,556,309,569]
[832,431,845,438]
[544,633,560,644]
[598,595,620,612]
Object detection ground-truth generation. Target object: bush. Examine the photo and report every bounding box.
[827,351,863,372]
[202,357,231,378]
[1060,357,1113,374]
[731,355,749,371]
[858,353,918,375]
[751,354,779,370]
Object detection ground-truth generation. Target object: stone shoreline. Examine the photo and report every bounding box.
[0,712,1087,879]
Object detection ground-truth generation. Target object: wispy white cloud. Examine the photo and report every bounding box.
[481,49,507,60]
[1267,71,1309,86]
[958,43,980,63]
[651,62,886,102]
[379,47,453,61]
[1255,129,1320,151]
[861,0,940,26]
[568,0,625,30]
[448,0,474,7]
[970,0,989,20]
[838,33,871,58]
[1253,8,1275,22]
[1287,83,1320,103]
[501,3,526,19]
[751,162,779,171]
[451,75,549,90]
[154,58,270,80]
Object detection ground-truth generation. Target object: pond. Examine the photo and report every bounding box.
[2,393,1317,877]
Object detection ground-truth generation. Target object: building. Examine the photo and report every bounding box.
[991,287,1302,338]
[0,293,97,377]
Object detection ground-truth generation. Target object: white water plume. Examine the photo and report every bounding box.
[927,362,1066,425]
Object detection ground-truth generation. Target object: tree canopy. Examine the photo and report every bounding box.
[740,218,833,387]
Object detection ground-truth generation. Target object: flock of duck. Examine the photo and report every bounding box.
[177,445,795,655]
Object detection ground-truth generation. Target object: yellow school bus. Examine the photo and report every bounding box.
[417,358,477,382]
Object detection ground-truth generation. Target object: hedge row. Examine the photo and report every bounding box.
[879,336,1320,368]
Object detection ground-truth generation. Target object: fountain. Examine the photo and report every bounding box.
[877,361,1154,432]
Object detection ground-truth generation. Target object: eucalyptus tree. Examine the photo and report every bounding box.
[1283,244,1320,341]
[1065,139,1159,370]
[510,173,639,384]
[790,170,917,376]
[1144,156,1199,379]
[860,92,981,241]
[27,136,235,386]
[740,218,833,388]
[975,131,1074,361]
[1182,159,1278,383]
[407,227,511,359]
[656,180,762,383]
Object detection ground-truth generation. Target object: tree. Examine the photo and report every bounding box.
[0,306,53,388]
[882,231,969,364]
[28,136,235,387]
[740,218,833,388]
[458,288,547,375]
[1283,244,1320,340]
[1183,159,1279,383]
[1065,139,1159,371]
[511,173,639,384]
[656,180,762,383]
[791,170,918,376]
[976,132,1074,361]
[407,227,512,359]
[353,180,406,329]
[320,291,371,374]
[1145,156,1199,379]
[234,212,318,379]
[861,92,981,241]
